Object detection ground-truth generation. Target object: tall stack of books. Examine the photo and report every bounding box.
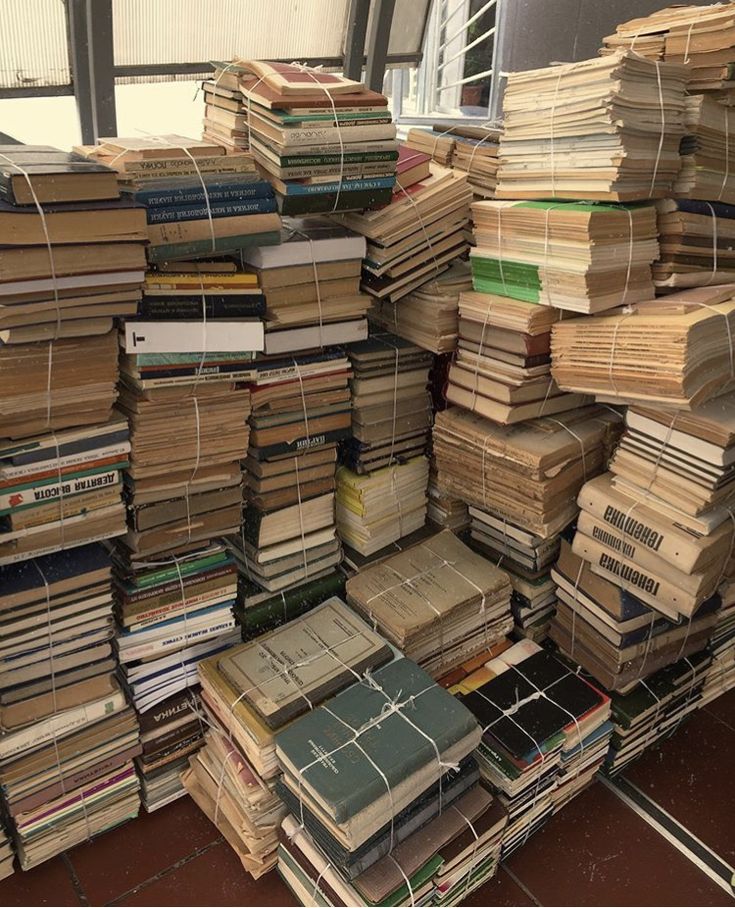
[0,547,141,868]
[495,52,687,200]
[451,639,612,855]
[239,217,370,353]
[233,60,398,214]
[654,199,735,289]
[181,598,392,877]
[275,656,510,906]
[337,164,473,303]
[0,146,148,869]
[79,135,280,261]
[230,350,351,599]
[202,61,252,152]
[601,4,735,97]
[346,530,513,677]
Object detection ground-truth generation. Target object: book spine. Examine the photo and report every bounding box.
[251,427,352,459]
[122,155,237,173]
[264,124,397,147]
[137,295,266,319]
[283,177,395,197]
[0,468,122,514]
[145,197,277,224]
[118,618,235,663]
[0,692,126,762]
[135,182,271,206]
[120,566,235,605]
[277,115,393,128]
[135,361,255,380]
[0,443,130,482]
[126,590,238,631]
[272,151,399,167]
[280,189,392,216]
[146,230,280,263]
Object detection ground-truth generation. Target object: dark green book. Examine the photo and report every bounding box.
[278,188,393,216]
[235,571,346,640]
[275,658,479,824]
[147,230,281,263]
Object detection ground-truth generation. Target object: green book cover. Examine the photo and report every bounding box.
[236,571,346,640]
[470,256,541,303]
[147,230,281,262]
[275,658,479,824]
[121,551,230,591]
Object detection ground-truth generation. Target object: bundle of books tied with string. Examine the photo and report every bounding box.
[275,651,510,906]
[181,597,392,878]
[495,52,688,201]
[231,60,398,214]
[600,3,735,97]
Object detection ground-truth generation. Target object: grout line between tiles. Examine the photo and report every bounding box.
[62,852,89,907]
[104,836,225,907]
[499,861,544,907]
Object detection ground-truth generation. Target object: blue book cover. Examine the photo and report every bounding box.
[132,175,274,207]
[283,175,396,196]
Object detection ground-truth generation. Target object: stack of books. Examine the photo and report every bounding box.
[182,598,392,877]
[202,61,253,152]
[237,60,398,214]
[451,127,502,198]
[113,542,240,709]
[600,4,735,96]
[0,823,13,880]
[236,571,345,641]
[550,539,719,692]
[675,94,735,202]
[239,217,370,353]
[135,689,205,811]
[336,457,431,557]
[446,290,590,424]
[342,333,433,474]
[495,52,687,200]
[427,460,470,532]
[452,639,611,856]
[345,529,513,676]
[470,201,660,313]
[569,401,735,621]
[468,507,561,643]
[654,199,735,289]
[603,650,713,775]
[551,286,735,408]
[76,134,256,188]
[0,545,141,868]
[0,146,147,441]
[337,165,473,303]
[405,127,456,165]
[275,657,490,905]
[140,268,266,322]
[80,135,280,262]
[369,260,473,354]
[433,406,622,539]
[233,350,352,592]
[0,419,129,565]
[703,580,735,704]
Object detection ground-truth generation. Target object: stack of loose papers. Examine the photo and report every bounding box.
[550,286,735,408]
[0,420,129,564]
[337,165,473,303]
[346,529,513,676]
[470,200,660,313]
[182,598,391,877]
[370,260,473,354]
[495,52,688,201]
[433,405,622,538]
[446,290,590,424]
[675,94,735,203]
[654,199,735,290]
[600,4,735,96]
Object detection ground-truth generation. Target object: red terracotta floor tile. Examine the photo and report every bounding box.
[463,865,537,906]
[704,688,735,732]
[623,708,735,864]
[504,781,733,906]
[67,796,221,905]
[0,856,80,906]
[115,841,296,907]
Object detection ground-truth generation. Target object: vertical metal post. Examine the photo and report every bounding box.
[67,0,117,144]
[488,0,506,121]
[365,0,396,93]
[344,0,371,81]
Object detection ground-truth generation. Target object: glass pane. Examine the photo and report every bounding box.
[0,0,70,89]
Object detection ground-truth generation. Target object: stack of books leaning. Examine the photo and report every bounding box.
[182,597,392,877]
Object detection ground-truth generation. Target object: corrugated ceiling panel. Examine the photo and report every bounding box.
[0,0,70,89]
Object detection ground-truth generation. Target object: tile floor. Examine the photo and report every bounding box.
[1,690,733,907]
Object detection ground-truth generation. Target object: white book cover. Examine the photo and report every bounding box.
[123,320,264,354]
[264,318,367,355]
